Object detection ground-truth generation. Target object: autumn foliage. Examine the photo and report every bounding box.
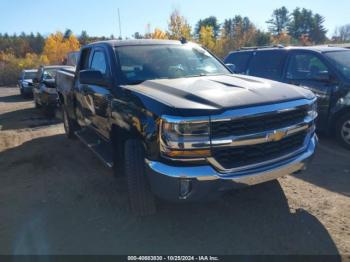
[0,31,80,86]
[43,32,80,64]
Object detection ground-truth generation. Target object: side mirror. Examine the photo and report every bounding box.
[225,63,237,73]
[79,70,108,87]
[43,79,56,88]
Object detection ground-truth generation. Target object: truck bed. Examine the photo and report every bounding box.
[56,67,75,96]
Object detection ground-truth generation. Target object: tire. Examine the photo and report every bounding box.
[112,142,124,178]
[335,112,350,150]
[124,139,156,216]
[63,106,80,139]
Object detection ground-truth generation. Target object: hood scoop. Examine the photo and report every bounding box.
[208,79,246,89]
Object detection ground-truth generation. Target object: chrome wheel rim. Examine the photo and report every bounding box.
[341,119,350,145]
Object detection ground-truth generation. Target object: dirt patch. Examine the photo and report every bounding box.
[0,86,349,255]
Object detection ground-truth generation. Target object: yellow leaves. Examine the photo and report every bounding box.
[0,51,49,85]
[43,31,80,64]
[152,28,168,39]
[168,9,192,40]
[199,26,216,50]
[271,32,292,45]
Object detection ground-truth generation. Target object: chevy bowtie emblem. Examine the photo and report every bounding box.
[268,130,288,142]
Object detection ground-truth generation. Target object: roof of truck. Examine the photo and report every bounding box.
[230,45,348,54]
[86,39,188,47]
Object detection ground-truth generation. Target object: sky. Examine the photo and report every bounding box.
[0,0,349,38]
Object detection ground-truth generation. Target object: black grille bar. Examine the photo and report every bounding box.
[211,131,307,170]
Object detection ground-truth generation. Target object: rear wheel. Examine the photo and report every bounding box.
[336,113,350,150]
[124,139,156,216]
[63,106,80,139]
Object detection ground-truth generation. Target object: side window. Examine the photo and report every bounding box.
[225,52,251,74]
[287,53,329,80]
[90,50,107,75]
[79,48,91,70]
[248,51,287,80]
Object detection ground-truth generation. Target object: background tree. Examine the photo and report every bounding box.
[151,28,168,39]
[271,31,292,45]
[133,32,144,39]
[64,29,73,39]
[267,6,290,35]
[254,30,272,46]
[333,24,350,43]
[79,30,90,45]
[288,8,312,39]
[195,16,220,39]
[43,31,80,64]
[310,14,327,44]
[167,9,192,40]
[198,26,216,51]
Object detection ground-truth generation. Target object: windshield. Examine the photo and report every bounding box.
[115,44,230,84]
[325,51,350,80]
[24,72,37,79]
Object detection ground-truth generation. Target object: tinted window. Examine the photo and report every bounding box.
[79,48,92,70]
[23,71,37,79]
[248,51,286,80]
[90,50,107,74]
[287,53,329,80]
[325,51,350,81]
[224,52,251,73]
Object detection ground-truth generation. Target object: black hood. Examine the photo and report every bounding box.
[123,74,315,111]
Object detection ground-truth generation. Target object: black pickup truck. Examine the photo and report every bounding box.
[56,40,318,216]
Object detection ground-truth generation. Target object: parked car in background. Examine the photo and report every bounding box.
[33,65,72,116]
[56,40,317,216]
[224,46,350,149]
[18,69,38,97]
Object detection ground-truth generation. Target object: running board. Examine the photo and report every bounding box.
[75,128,113,168]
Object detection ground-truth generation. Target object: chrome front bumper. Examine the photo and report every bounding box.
[146,134,317,188]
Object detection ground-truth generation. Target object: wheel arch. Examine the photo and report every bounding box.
[330,106,350,134]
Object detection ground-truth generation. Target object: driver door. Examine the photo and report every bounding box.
[285,51,337,131]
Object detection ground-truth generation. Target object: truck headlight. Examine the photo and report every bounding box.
[307,101,318,120]
[160,117,211,159]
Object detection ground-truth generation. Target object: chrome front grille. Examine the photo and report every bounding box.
[208,98,317,173]
[211,107,308,138]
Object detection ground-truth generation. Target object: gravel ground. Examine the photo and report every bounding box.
[0,86,349,255]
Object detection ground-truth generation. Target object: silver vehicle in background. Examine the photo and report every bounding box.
[18,69,38,97]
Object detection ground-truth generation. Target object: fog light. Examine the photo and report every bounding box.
[179,178,192,199]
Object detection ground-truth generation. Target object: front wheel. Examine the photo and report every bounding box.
[336,113,350,150]
[124,139,156,216]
